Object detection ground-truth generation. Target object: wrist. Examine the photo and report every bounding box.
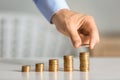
[51,9,74,24]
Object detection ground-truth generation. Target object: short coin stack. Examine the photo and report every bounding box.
[64,55,74,72]
[35,63,44,72]
[21,65,31,72]
[80,52,89,72]
[49,59,59,72]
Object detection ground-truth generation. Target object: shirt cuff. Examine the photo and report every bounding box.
[33,0,70,23]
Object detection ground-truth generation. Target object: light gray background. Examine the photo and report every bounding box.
[0,0,119,35]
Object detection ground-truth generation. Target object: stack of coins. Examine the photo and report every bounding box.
[80,52,89,72]
[35,63,44,72]
[21,65,31,72]
[64,55,74,72]
[49,59,59,72]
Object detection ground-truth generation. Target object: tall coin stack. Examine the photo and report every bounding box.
[64,55,74,72]
[49,59,59,72]
[80,52,89,72]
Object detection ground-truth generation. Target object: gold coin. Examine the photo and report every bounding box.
[49,59,58,62]
[49,59,59,72]
[80,52,89,55]
[64,55,73,58]
[35,63,44,72]
[49,69,58,71]
[64,55,74,72]
[21,65,31,72]
[79,52,90,72]
[80,69,89,72]
[49,66,58,70]
[64,68,73,72]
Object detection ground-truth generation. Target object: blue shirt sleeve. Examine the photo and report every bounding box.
[33,0,70,23]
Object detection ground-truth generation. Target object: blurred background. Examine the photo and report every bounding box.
[0,0,120,59]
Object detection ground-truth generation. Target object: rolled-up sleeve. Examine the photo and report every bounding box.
[33,0,70,23]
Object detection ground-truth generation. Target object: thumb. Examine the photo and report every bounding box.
[68,28,81,48]
[89,31,99,49]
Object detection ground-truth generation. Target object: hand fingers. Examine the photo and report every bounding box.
[89,31,99,49]
[56,28,69,36]
[79,34,90,45]
[67,28,82,48]
[85,16,99,49]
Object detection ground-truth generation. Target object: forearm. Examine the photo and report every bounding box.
[33,0,70,23]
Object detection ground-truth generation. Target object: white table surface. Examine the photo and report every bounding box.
[0,58,120,80]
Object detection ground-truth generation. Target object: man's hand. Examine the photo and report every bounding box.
[51,9,99,49]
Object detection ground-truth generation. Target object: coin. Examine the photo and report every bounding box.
[21,65,31,72]
[64,55,74,72]
[80,52,89,72]
[49,59,59,72]
[35,63,44,72]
